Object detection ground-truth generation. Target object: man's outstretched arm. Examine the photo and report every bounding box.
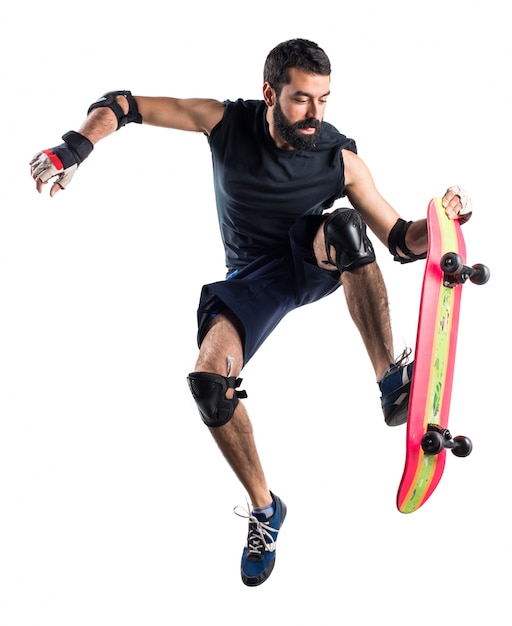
[30,92,225,197]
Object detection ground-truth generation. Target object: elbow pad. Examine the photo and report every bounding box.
[388,218,427,264]
[87,90,142,130]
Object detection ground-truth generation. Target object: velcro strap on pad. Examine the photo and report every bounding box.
[62,131,94,163]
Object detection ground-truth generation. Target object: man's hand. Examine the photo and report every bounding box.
[30,131,93,197]
[442,185,473,224]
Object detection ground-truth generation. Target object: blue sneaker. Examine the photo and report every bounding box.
[379,349,414,426]
[235,492,287,587]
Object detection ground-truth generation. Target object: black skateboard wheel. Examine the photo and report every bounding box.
[421,431,445,455]
[452,435,473,457]
[440,252,464,275]
[469,263,490,285]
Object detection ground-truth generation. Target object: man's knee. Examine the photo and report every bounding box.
[187,372,247,427]
[322,208,376,272]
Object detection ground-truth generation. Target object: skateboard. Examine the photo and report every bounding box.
[396,197,490,514]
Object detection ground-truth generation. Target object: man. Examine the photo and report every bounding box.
[30,39,470,586]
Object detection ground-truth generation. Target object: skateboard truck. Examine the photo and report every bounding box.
[441,252,490,287]
[421,423,473,457]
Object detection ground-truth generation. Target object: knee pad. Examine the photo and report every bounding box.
[187,372,247,427]
[323,208,376,272]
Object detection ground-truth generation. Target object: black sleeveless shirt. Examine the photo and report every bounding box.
[208,99,357,271]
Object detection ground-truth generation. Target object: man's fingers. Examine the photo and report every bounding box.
[50,181,63,197]
[35,177,45,193]
[442,185,473,223]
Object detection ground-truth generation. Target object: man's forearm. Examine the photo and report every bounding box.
[405,219,428,255]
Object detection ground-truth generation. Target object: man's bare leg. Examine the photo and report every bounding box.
[313,223,394,381]
[341,263,394,381]
[191,312,286,587]
[193,313,272,508]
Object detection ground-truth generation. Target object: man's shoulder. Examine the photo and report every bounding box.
[320,121,357,154]
[224,98,265,116]
[210,99,265,142]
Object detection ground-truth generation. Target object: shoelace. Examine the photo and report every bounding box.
[394,346,412,368]
[234,504,278,558]
[381,346,413,399]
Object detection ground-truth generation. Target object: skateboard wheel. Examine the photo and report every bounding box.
[421,431,444,455]
[452,435,473,457]
[440,252,464,275]
[469,263,490,285]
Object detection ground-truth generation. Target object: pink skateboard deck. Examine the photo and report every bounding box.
[397,198,489,514]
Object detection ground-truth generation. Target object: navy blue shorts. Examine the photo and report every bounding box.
[196,215,341,365]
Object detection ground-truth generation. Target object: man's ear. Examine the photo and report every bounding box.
[263,82,275,107]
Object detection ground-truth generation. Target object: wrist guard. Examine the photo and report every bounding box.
[388,218,427,264]
[87,90,142,129]
[62,130,94,163]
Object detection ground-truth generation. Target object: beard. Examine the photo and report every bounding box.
[273,98,322,150]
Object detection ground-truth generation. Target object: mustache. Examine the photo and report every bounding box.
[294,118,321,130]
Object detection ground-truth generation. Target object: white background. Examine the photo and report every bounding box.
[1,1,510,624]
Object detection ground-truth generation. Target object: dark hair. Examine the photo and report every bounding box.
[263,38,331,95]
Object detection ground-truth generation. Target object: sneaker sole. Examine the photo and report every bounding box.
[385,404,408,426]
[383,387,410,427]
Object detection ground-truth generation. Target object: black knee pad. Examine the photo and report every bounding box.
[187,372,247,427]
[323,208,376,272]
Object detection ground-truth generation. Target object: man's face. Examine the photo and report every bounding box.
[269,67,330,150]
